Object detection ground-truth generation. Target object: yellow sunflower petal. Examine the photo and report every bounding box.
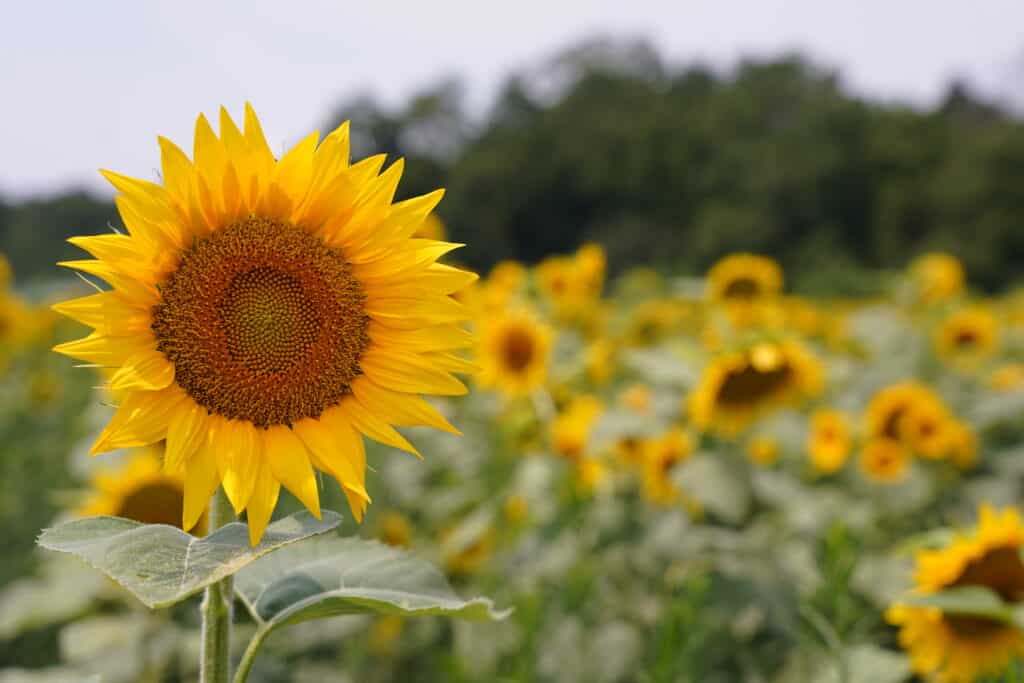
[245,462,281,546]
[338,396,419,457]
[165,401,211,474]
[108,347,175,392]
[292,414,369,502]
[351,377,459,434]
[220,420,260,514]
[183,444,222,532]
[263,425,321,518]
[91,386,188,455]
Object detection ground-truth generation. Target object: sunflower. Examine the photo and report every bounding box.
[535,244,606,320]
[910,252,965,305]
[935,306,999,365]
[550,394,602,460]
[858,438,910,483]
[989,363,1024,392]
[79,448,203,533]
[641,428,693,505]
[377,510,412,548]
[899,398,955,460]
[706,253,783,303]
[888,506,1024,682]
[584,338,616,385]
[746,436,779,467]
[807,409,851,474]
[476,308,551,398]
[689,340,823,435]
[54,105,475,544]
[618,383,653,414]
[865,381,941,443]
[624,299,685,347]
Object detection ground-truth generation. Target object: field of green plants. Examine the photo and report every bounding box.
[3,240,1024,682]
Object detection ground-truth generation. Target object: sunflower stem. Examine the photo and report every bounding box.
[200,488,235,683]
[232,626,270,683]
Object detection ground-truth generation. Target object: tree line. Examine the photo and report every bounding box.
[4,39,1023,293]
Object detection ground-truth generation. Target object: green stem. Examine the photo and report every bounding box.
[232,627,271,683]
[200,488,235,683]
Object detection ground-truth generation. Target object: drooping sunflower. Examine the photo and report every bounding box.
[706,253,783,303]
[806,409,851,474]
[54,105,475,544]
[888,505,1024,682]
[910,252,965,305]
[476,308,551,397]
[689,340,823,435]
[935,306,999,365]
[79,448,203,533]
[858,437,911,483]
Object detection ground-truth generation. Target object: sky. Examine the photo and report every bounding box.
[3,1,1023,198]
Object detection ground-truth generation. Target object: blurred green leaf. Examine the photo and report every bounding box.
[234,536,509,631]
[904,585,1013,624]
[36,511,342,609]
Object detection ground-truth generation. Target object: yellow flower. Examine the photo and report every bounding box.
[79,448,203,533]
[899,399,954,460]
[989,363,1024,392]
[747,436,779,467]
[377,510,412,548]
[585,338,616,385]
[503,495,529,525]
[858,438,911,483]
[865,381,941,442]
[54,105,474,544]
[706,253,783,302]
[888,505,1024,682]
[946,421,979,470]
[807,409,851,474]
[575,243,607,298]
[576,457,610,494]
[618,383,653,414]
[910,252,965,305]
[624,299,685,347]
[535,244,606,320]
[550,395,602,460]
[641,428,693,505]
[689,340,823,435]
[476,308,552,397]
[935,306,999,364]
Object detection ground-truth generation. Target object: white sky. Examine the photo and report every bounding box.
[3,0,1022,197]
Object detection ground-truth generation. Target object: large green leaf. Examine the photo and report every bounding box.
[37,511,342,608]
[234,536,509,631]
[904,585,1014,624]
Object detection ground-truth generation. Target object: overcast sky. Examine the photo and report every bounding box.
[3,1,1022,197]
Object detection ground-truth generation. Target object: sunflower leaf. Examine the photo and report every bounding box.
[904,585,1015,624]
[234,536,509,632]
[36,510,342,609]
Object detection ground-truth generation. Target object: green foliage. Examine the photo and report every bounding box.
[37,511,341,608]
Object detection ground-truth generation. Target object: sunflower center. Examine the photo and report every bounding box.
[116,481,188,529]
[954,329,979,348]
[723,277,760,299]
[716,363,792,406]
[152,217,370,428]
[501,328,536,373]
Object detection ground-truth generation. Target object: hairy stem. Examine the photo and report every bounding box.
[232,626,271,683]
[200,488,235,683]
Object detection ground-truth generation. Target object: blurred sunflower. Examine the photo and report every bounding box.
[689,340,823,435]
[865,381,941,442]
[618,383,653,414]
[54,105,474,544]
[641,428,693,505]
[576,457,610,494]
[947,421,979,471]
[550,394,602,460]
[706,253,783,302]
[910,252,965,305]
[624,299,684,346]
[989,363,1024,392]
[899,398,954,460]
[377,510,412,548]
[888,505,1024,682]
[935,306,999,365]
[807,409,851,474]
[476,308,551,397]
[746,436,779,467]
[585,338,616,385]
[79,448,204,533]
[858,438,910,484]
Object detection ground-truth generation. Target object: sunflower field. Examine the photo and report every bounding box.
[3,105,1024,683]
